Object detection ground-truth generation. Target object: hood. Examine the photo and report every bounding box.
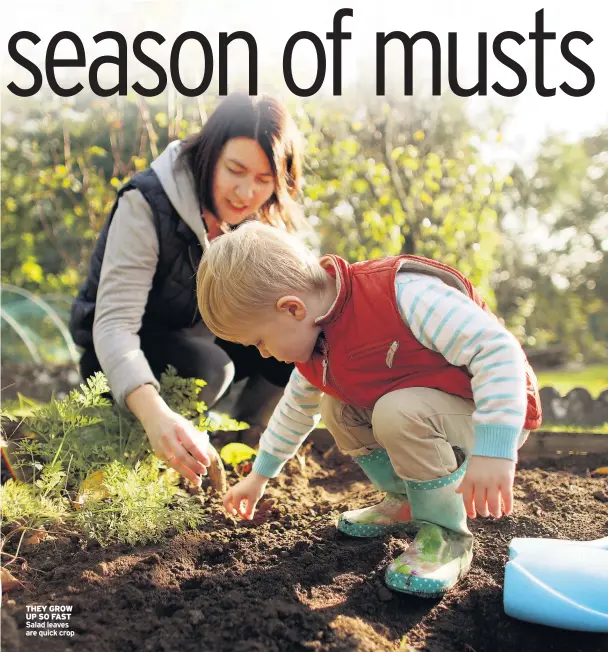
[150,140,209,248]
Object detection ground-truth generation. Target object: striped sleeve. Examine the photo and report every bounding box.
[395,272,527,461]
[252,368,322,478]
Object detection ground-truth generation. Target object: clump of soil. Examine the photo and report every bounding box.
[3,446,607,652]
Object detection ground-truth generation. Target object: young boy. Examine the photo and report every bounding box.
[196,222,542,597]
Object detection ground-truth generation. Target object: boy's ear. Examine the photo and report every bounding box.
[276,295,307,320]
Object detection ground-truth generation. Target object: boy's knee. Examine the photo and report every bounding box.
[371,391,417,442]
[319,395,378,456]
[319,394,343,433]
[371,388,475,444]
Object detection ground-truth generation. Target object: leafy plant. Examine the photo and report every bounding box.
[75,459,205,547]
[1,366,235,547]
[1,479,67,531]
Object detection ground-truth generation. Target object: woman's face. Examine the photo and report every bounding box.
[212,137,276,225]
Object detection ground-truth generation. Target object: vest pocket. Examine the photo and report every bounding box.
[349,340,399,368]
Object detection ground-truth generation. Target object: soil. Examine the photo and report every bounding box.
[2,444,608,652]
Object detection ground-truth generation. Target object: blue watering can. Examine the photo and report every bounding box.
[504,536,608,632]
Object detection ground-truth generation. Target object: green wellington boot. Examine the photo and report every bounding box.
[338,448,415,538]
[384,461,473,597]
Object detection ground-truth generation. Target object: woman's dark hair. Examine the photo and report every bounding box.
[179,93,305,232]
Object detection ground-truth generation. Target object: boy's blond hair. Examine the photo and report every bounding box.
[197,221,327,341]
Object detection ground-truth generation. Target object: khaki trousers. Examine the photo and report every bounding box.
[320,387,529,482]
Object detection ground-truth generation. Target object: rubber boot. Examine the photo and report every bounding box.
[338,448,414,538]
[384,460,473,597]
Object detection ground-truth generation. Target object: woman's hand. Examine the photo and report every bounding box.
[223,471,269,520]
[127,384,210,485]
[456,455,516,519]
[145,410,211,486]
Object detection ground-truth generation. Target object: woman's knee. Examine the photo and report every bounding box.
[185,341,235,406]
[142,330,236,405]
[199,358,235,407]
[214,337,293,387]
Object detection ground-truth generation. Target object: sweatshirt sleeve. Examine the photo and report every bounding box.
[395,272,527,461]
[252,369,322,478]
[92,189,161,407]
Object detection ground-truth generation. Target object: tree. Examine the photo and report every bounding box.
[495,130,608,360]
[1,92,213,295]
[2,91,606,361]
[296,93,508,303]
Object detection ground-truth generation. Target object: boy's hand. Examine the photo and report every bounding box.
[456,456,516,519]
[224,471,269,520]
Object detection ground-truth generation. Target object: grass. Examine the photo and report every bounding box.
[540,423,608,434]
[536,364,608,398]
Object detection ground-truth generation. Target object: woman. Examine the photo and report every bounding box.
[69,93,306,486]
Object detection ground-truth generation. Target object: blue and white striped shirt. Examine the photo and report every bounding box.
[252,272,527,478]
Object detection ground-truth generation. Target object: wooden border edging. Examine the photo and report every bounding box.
[518,430,607,459]
[308,428,608,461]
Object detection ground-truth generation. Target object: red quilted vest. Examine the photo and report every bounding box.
[295,255,542,431]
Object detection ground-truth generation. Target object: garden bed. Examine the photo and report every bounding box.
[2,443,607,652]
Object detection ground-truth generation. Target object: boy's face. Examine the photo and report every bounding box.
[241,297,320,364]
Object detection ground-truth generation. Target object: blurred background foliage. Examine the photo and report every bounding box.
[1,90,606,364]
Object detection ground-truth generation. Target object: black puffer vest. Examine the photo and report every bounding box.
[69,168,203,348]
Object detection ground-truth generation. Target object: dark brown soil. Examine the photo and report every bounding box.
[2,445,608,652]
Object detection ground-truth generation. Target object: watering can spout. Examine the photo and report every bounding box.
[504,537,608,633]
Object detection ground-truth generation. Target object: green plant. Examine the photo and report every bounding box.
[75,459,205,547]
[0,479,67,531]
[1,366,237,547]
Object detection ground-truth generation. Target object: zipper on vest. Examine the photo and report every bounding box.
[319,338,366,408]
[319,336,329,386]
[386,341,399,368]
